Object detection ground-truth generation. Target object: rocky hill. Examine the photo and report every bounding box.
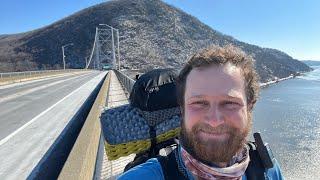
[0,0,312,82]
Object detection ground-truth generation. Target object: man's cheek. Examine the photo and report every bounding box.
[184,110,200,131]
[227,110,247,128]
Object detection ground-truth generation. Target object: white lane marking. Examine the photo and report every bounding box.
[0,73,92,104]
[0,72,103,146]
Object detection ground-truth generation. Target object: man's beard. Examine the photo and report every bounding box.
[179,113,252,165]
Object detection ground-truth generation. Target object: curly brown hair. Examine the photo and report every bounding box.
[176,44,260,111]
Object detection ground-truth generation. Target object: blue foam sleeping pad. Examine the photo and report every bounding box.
[100,104,181,145]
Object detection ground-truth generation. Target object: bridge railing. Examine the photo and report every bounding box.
[113,69,135,93]
[0,69,78,79]
[0,69,90,85]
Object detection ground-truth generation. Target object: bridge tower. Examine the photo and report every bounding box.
[87,24,120,70]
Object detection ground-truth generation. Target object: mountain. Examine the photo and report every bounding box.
[301,60,320,66]
[0,0,312,82]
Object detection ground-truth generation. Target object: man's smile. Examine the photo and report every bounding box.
[198,130,229,140]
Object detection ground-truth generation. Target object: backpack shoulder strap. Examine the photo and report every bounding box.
[245,142,266,180]
[157,148,188,180]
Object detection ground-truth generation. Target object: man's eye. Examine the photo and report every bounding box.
[225,101,237,105]
[191,101,209,106]
[222,101,240,109]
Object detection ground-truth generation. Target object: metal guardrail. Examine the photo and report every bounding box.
[0,69,79,79]
[0,69,90,86]
[113,69,135,93]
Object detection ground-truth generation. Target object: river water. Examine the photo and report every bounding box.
[252,66,320,180]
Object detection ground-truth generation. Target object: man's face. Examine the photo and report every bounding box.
[180,63,251,165]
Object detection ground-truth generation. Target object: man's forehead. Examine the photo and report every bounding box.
[188,89,244,99]
[191,63,241,76]
[185,64,246,99]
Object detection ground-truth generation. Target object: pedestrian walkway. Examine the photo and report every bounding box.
[94,71,135,180]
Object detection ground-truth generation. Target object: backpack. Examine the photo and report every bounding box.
[100,68,181,161]
[124,68,180,170]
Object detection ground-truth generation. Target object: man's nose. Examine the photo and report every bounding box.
[205,105,224,127]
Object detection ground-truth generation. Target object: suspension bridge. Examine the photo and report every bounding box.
[0,24,141,179]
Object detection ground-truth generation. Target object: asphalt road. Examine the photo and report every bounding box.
[0,71,106,179]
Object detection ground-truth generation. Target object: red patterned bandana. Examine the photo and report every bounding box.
[180,145,250,180]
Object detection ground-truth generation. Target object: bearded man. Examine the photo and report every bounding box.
[119,45,284,180]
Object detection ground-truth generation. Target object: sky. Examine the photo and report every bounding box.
[0,0,319,61]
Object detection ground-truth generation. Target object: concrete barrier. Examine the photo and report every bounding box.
[58,72,111,180]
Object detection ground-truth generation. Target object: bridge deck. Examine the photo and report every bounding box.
[95,71,135,180]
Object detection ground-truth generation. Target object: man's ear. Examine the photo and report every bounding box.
[179,106,184,126]
[247,101,255,111]
[179,106,184,116]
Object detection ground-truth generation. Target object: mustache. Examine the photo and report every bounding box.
[192,123,233,134]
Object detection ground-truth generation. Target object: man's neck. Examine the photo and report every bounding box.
[213,162,228,168]
[179,145,251,179]
[198,158,229,168]
[186,146,246,168]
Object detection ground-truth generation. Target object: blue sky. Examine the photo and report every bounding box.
[0,0,319,60]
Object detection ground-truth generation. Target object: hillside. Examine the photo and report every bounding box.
[0,0,312,82]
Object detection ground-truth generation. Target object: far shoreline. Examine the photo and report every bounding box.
[260,68,316,88]
[260,75,295,88]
